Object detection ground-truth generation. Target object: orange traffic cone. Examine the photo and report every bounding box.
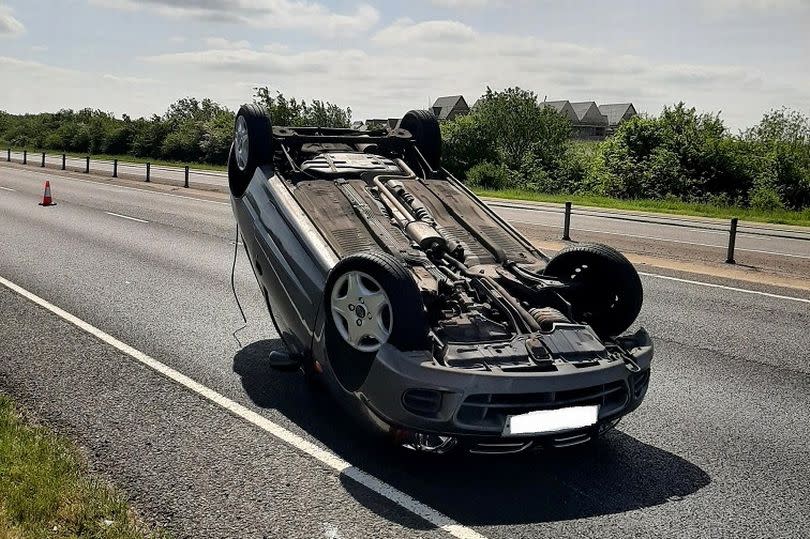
[39,181,56,206]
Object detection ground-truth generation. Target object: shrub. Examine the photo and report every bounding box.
[466,161,510,190]
[440,114,496,178]
[749,186,784,212]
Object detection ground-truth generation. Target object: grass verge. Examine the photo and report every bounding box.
[0,394,166,538]
[473,188,810,227]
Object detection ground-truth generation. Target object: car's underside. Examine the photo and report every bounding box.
[229,106,652,453]
[273,127,641,372]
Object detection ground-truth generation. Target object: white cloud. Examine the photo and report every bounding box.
[205,37,250,49]
[87,0,380,34]
[429,0,491,7]
[0,6,24,37]
[103,73,158,84]
[372,18,477,45]
[3,15,807,130]
[703,0,809,14]
[0,56,176,116]
[129,18,810,129]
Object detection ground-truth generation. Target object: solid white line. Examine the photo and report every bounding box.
[104,211,149,223]
[0,274,488,539]
[639,272,810,304]
[0,186,14,191]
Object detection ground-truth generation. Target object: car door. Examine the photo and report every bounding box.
[236,167,334,354]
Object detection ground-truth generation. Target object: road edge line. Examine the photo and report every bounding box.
[639,272,810,304]
[0,274,488,539]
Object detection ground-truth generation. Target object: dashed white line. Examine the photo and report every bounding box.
[0,274,488,539]
[639,272,810,304]
[104,211,149,223]
[0,186,15,191]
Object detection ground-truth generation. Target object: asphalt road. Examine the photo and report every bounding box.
[6,152,810,266]
[1,165,809,539]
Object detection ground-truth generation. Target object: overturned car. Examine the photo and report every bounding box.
[228,104,653,454]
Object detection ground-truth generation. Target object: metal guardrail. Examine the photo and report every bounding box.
[487,199,810,241]
[558,201,798,265]
[6,149,207,190]
[5,148,808,265]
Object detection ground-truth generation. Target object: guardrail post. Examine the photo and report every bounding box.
[85,156,90,173]
[41,152,46,167]
[61,154,66,170]
[562,201,572,241]
[113,159,118,178]
[184,165,189,188]
[145,162,151,183]
[726,217,738,264]
[23,150,27,165]
[6,149,9,162]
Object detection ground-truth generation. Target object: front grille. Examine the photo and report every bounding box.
[631,369,651,400]
[457,380,629,430]
[402,389,443,417]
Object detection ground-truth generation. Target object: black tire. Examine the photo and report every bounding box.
[324,251,429,392]
[544,243,643,337]
[228,103,273,198]
[400,109,442,171]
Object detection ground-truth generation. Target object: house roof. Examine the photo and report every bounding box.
[541,100,570,112]
[541,100,579,123]
[570,101,608,125]
[431,95,469,119]
[598,103,635,125]
[569,101,598,121]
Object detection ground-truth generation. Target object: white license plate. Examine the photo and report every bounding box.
[503,405,600,436]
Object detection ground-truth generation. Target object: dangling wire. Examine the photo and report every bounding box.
[230,222,248,348]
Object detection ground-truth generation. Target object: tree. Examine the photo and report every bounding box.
[744,108,810,209]
[441,87,573,187]
[473,87,571,170]
[253,87,351,128]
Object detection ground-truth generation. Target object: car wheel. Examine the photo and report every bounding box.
[228,103,273,198]
[400,109,442,171]
[324,251,429,392]
[544,243,643,337]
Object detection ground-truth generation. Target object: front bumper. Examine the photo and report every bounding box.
[356,328,653,447]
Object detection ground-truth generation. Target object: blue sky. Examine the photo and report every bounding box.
[1,0,808,130]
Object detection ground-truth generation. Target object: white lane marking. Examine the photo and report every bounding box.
[512,219,810,260]
[104,211,149,223]
[0,186,14,191]
[639,272,810,304]
[0,274,488,539]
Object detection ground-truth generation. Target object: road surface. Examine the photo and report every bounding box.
[1,165,809,538]
[6,152,810,271]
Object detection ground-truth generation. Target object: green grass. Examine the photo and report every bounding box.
[473,188,810,227]
[3,145,226,172]
[0,394,167,539]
